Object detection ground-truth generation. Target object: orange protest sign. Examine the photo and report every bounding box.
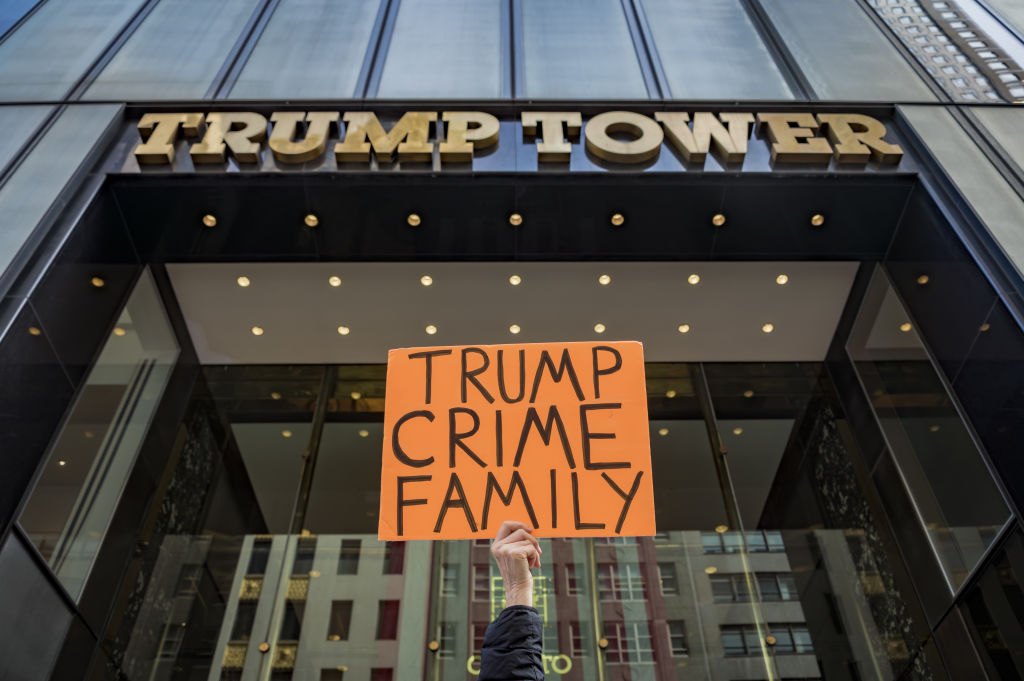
[377,341,655,540]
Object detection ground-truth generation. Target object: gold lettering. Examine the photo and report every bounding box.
[268,111,338,164]
[521,112,582,162]
[584,111,663,164]
[190,112,267,164]
[439,111,500,162]
[655,112,753,163]
[816,113,903,164]
[134,113,203,164]
[757,113,833,163]
[335,111,436,163]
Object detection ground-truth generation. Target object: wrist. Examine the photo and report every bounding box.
[506,581,533,607]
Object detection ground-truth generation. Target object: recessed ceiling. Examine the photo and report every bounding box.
[167,261,858,364]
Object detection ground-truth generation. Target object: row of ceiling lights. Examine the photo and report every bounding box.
[201,212,830,230]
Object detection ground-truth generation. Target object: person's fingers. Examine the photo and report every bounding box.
[492,528,541,553]
[494,520,534,543]
[500,539,541,569]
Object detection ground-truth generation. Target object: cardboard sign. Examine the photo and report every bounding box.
[377,341,655,540]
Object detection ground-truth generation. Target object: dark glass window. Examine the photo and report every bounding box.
[668,621,688,656]
[337,539,360,575]
[292,537,316,575]
[382,542,405,574]
[473,565,490,601]
[369,670,393,681]
[438,622,456,659]
[471,623,488,656]
[442,564,458,597]
[320,671,344,681]
[569,621,589,657]
[231,602,257,641]
[658,562,679,595]
[566,564,582,595]
[376,600,400,639]
[280,601,302,640]
[328,601,352,640]
[248,539,272,574]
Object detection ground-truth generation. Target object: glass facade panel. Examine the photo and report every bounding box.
[83,0,261,100]
[228,0,381,100]
[521,0,648,99]
[19,269,179,600]
[0,103,119,287]
[0,0,144,101]
[377,0,502,99]
[0,105,51,173]
[640,0,794,100]
[760,0,938,101]
[0,0,39,39]
[847,268,1009,588]
[962,528,1024,679]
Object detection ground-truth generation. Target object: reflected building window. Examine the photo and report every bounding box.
[710,573,798,602]
[598,563,646,601]
[376,600,400,639]
[565,564,583,596]
[280,601,303,640]
[293,537,316,575]
[473,565,490,601]
[337,539,360,575]
[658,562,679,595]
[569,621,590,658]
[604,622,654,664]
[721,624,813,655]
[382,541,405,574]
[248,539,272,574]
[701,530,785,553]
[441,564,458,597]
[438,622,456,659]
[471,623,488,656]
[668,621,688,656]
[369,670,393,681]
[328,601,353,640]
[320,670,344,681]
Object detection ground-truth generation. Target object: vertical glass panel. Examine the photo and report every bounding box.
[760,0,937,101]
[961,528,1024,680]
[0,0,145,101]
[847,268,1009,588]
[228,0,381,100]
[521,0,648,99]
[705,361,945,680]
[83,0,261,100]
[19,269,179,600]
[0,103,119,279]
[0,0,40,41]
[377,0,501,99]
[0,105,52,172]
[640,0,794,100]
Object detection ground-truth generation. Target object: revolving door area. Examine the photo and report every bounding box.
[14,255,1015,681]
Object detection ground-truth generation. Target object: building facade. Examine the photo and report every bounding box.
[2,1,1024,680]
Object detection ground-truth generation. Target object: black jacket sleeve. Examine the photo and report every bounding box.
[479,605,544,680]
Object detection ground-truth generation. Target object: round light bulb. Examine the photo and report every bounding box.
[425,324,438,335]
[762,323,774,334]
[202,214,217,228]
[776,274,789,285]
[900,322,912,333]
[509,324,521,334]
[281,429,293,438]
[593,323,606,334]
[509,213,523,226]
[328,276,342,287]
[715,525,728,533]
[665,389,677,398]
[251,326,264,336]
[350,392,361,400]
[687,274,700,285]
[704,566,718,575]
[677,324,691,334]
[658,428,669,436]
[598,274,611,286]
[733,427,743,435]
[271,392,282,400]
[743,390,754,398]
[420,275,433,287]
[113,327,126,337]
[916,275,929,285]
[407,213,421,227]
[337,325,350,335]
[358,429,369,438]
[509,274,522,286]
[58,460,67,467]
[91,277,105,288]
[304,214,319,228]
[237,276,251,287]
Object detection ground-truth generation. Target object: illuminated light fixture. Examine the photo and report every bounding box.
[761,323,774,334]
[743,390,754,398]
[677,324,691,334]
[358,429,369,438]
[658,428,669,436]
[704,566,718,575]
[309,570,321,578]
[202,214,217,228]
[810,213,825,227]
[929,425,940,433]
[711,213,726,227]
[425,324,438,335]
[776,274,789,285]
[251,326,264,336]
[714,525,728,533]
[420,275,433,287]
[281,429,293,438]
[899,322,912,333]
[328,276,342,287]
[687,274,700,285]
[593,323,606,334]
[980,323,991,332]
[271,392,282,400]
[509,213,523,227]
[665,389,677,398]
[598,274,611,286]
[84,431,94,439]
[58,460,67,467]
[236,276,251,287]
[509,274,522,286]
[733,427,743,435]
[329,635,341,641]
[304,214,319,228]
[28,326,41,336]
[337,325,350,335]
[916,275,930,285]
[509,324,521,334]
[610,213,625,227]
[91,277,105,288]
[113,327,126,337]
[350,391,361,400]
[765,635,778,647]
[407,213,421,227]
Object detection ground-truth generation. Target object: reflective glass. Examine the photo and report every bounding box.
[0,105,51,172]
[0,104,120,289]
[377,0,502,99]
[83,0,261,100]
[961,528,1024,679]
[640,0,794,100]
[0,0,39,39]
[760,0,937,101]
[847,268,1009,588]
[0,0,145,101]
[229,0,381,100]
[521,0,648,99]
[19,269,179,600]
